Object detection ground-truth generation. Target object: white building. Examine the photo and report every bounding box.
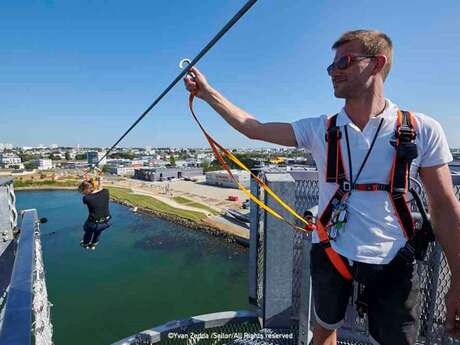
[107,166,135,176]
[62,161,87,169]
[66,150,77,160]
[0,153,23,168]
[51,152,66,160]
[0,153,21,165]
[205,170,250,188]
[87,151,107,166]
[32,159,53,170]
[0,143,13,151]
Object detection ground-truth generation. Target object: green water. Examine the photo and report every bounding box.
[16,190,252,345]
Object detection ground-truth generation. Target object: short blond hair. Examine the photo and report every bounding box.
[332,30,393,80]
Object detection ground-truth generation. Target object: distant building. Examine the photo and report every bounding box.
[87,151,107,166]
[205,170,250,188]
[285,154,316,167]
[32,159,53,171]
[66,150,77,160]
[0,153,22,167]
[106,159,132,166]
[62,161,88,169]
[132,158,149,166]
[51,151,66,160]
[108,166,135,176]
[134,167,203,181]
[147,159,168,168]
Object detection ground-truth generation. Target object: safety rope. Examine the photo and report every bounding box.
[187,93,310,232]
[95,0,258,167]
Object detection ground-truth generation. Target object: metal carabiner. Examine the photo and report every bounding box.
[179,58,196,81]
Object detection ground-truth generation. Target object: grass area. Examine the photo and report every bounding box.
[107,187,206,223]
[173,196,220,216]
[13,179,79,188]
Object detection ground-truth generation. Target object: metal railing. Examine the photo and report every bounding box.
[112,311,260,345]
[0,180,53,345]
[0,178,17,255]
[111,170,460,345]
[251,170,460,345]
[0,209,37,344]
[0,178,18,326]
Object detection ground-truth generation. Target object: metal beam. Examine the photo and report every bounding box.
[0,209,37,345]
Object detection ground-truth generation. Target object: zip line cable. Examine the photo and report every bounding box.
[95,0,258,167]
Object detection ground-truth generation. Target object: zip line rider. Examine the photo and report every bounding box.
[78,168,111,250]
[184,30,460,344]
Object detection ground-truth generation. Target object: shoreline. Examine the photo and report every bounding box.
[16,186,249,248]
[15,186,77,191]
[111,198,249,248]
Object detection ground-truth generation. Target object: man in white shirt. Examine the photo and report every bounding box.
[184,30,460,345]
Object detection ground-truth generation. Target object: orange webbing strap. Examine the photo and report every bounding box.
[316,187,353,280]
[325,247,353,280]
[188,94,308,233]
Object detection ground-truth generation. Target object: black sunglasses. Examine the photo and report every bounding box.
[327,54,376,74]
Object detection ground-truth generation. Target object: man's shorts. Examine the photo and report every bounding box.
[310,243,420,345]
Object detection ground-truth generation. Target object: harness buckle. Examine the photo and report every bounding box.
[397,127,416,142]
[397,242,415,263]
[318,240,331,249]
[356,299,368,318]
[325,127,341,142]
[341,181,351,192]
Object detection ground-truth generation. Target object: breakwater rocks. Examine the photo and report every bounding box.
[110,197,248,248]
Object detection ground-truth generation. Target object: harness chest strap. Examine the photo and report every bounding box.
[319,110,417,280]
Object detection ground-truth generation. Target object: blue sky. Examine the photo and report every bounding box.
[1,0,459,148]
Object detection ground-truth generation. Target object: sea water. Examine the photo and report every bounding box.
[16,190,251,345]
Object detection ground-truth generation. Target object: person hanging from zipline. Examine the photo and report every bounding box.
[184,30,460,344]
[78,168,111,250]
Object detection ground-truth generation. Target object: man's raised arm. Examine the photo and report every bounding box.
[184,67,297,147]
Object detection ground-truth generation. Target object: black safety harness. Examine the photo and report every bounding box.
[317,110,433,280]
[317,109,435,317]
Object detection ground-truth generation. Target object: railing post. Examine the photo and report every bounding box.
[248,167,261,306]
[0,179,15,256]
[7,183,17,232]
[297,232,313,345]
[262,173,296,328]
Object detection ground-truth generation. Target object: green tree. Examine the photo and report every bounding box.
[17,152,36,162]
[109,152,135,160]
[227,154,257,170]
[24,162,35,170]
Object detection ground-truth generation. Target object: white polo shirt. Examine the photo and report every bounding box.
[291,99,452,264]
